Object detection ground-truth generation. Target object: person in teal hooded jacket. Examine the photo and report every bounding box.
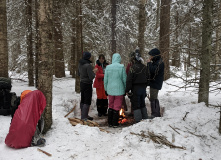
[104,53,127,128]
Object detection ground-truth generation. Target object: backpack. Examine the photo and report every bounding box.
[0,77,17,116]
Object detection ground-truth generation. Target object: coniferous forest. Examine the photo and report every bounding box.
[0,0,221,138]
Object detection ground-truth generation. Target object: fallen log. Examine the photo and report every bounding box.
[64,105,76,117]
[37,148,52,157]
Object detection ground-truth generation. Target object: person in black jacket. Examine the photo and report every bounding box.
[125,51,148,123]
[78,51,95,120]
[147,48,164,118]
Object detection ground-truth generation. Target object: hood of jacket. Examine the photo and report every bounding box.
[112,53,121,64]
[152,55,161,62]
[79,59,92,65]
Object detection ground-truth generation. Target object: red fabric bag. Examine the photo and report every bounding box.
[5,90,46,149]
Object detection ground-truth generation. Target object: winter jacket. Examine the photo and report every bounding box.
[104,53,127,96]
[78,59,95,84]
[147,56,164,90]
[93,60,108,89]
[125,61,148,93]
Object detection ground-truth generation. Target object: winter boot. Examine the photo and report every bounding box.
[96,99,102,117]
[133,109,142,123]
[108,108,114,127]
[87,115,93,121]
[150,99,161,118]
[155,99,161,117]
[112,110,119,128]
[81,104,90,120]
[141,107,148,120]
[31,125,46,147]
[101,99,108,116]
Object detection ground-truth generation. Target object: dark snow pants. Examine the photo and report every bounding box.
[80,82,92,105]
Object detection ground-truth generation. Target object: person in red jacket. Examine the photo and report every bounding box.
[93,54,109,117]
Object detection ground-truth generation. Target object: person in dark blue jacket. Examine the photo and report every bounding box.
[147,48,164,118]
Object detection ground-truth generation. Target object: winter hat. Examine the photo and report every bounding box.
[148,48,161,56]
[83,51,91,60]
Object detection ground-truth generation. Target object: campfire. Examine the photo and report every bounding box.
[119,108,127,124]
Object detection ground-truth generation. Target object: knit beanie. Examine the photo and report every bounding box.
[148,48,161,56]
[83,52,91,60]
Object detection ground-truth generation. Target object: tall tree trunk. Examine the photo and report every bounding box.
[198,0,213,106]
[171,10,180,67]
[187,26,192,68]
[138,0,146,56]
[75,0,83,93]
[159,0,171,80]
[155,0,160,31]
[219,106,221,134]
[70,2,77,78]
[53,0,65,78]
[26,0,34,86]
[215,1,221,80]
[37,0,53,133]
[0,0,8,78]
[111,0,116,55]
[35,0,39,88]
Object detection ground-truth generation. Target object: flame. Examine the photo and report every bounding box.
[119,109,125,117]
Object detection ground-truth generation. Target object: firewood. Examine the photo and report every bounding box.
[68,118,84,125]
[86,120,99,127]
[37,148,52,157]
[83,120,94,127]
[70,121,78,126]
[64,105,76,117]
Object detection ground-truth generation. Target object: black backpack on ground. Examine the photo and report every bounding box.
[0,77,17,116]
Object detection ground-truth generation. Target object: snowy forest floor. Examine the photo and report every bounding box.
[1,72,221,160]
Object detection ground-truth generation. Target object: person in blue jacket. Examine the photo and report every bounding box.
[104,53,127,128]
[147,48,164,118]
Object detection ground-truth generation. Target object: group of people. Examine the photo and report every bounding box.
[78,48,164,128]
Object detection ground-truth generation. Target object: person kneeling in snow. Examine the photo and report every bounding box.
[5,90,46,148]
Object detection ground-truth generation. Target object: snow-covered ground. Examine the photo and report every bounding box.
[1,72,221,160]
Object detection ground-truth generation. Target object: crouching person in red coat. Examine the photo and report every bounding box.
[5,90,46,148]
[93,54,109,117]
